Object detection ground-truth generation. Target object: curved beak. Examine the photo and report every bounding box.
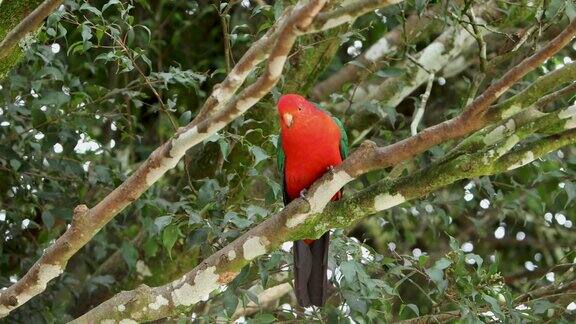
[283,113,293,128]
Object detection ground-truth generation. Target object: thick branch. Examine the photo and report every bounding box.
[310,0,404,32]
[75,125,576,322]
[0,0,63,59]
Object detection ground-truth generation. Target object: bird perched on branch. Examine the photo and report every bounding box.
[276,94,348,307]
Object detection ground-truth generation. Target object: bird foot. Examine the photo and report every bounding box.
[299,189,308,199]
[326,165,335,174]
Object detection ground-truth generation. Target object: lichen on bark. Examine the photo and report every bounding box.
[0,0,45,79]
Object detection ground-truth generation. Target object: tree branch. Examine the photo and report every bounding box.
[310,0,404,32]
[332,21,480,113]
[71,18,576,318]
[0,0,63,60]
[310,11,441,100]
[230,282,293,321]
[74,120,576,322]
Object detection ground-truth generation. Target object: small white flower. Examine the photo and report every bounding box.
[412,248,422,258]
[544,212,553,222]
[494,226,505,239]
[567,302,576,311]
[464,181,475,190]
[559,182,566,189]
[53,143,64,153]
[464,192,474,201]
[437,77,446,86]
[281,241,293,252]
[546,272,555,282]
[388,242,396,252]
[515,304,530,311]
[534,253,543,262]
[480,199,490,209]
[461,242,474,252]
[50,43,61,54]
[516,231,525,241]
[555,213,567,225]
[524,261,537,271]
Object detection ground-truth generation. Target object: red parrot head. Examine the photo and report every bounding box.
[277,94,318,129]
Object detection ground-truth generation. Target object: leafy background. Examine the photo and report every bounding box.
[1,0,575,322]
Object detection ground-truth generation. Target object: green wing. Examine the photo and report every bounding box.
[332,116,349,159]
[276,135,289,205]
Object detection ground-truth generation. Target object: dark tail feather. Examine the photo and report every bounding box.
[293,232,330,307]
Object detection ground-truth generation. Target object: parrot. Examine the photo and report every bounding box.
[276,94,348,307]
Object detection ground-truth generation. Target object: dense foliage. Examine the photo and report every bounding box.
[1,0,576,322]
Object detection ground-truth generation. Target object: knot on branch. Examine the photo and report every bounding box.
[72,204,89,224]
[135,284,151,295]
[1,295,18,307]
[359,139,377,151]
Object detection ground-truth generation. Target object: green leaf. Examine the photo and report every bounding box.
[143,239,159,258]
[250,146,269,166]
[434,258,452,270]
[162,224,180,258]
[566,0,576,20]
[482,294,503,318]
[81,23,93,42]
[342,290,367,313]
[154,215,172,233]
[406,303,420,316]
[340,261,358,284]
[222,288,238,316]
[252,313,276,323]
[418,0,431,12]
[9,159,21,171]
[121,241,138,268]
[533,299,555,314]
[103,0,121,12]
[92,275,115,287]
[179,111,192,125]
[376,67,404,78]
[42,211,55,230]
[79,3,102,16]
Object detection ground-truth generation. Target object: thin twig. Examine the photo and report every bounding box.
[411,73,434,136]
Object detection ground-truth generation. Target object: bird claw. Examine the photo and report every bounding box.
[326,165,335,174]
[299,189,308,199]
